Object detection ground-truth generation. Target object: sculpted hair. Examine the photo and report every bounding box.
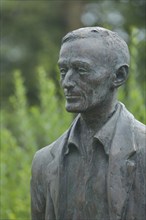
[62,27,130,70]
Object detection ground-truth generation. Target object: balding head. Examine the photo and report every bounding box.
[62,27,130,71]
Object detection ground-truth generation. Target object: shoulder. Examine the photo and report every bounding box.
[31,143,53,174]
[31,129,69,175]
[134,119,146,151]
[31,114,80,169]
[134,118,145,135]
[120,102,145,148]
[120,102,145,137]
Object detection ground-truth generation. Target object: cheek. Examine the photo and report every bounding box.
[82,86,94,99]
[91,79,105,93]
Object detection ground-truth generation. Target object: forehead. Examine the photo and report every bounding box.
[58,38,107,65]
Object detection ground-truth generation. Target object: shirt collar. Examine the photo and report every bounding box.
[65,103,121,155]
[64,114,81,155]
[94,103,120,154]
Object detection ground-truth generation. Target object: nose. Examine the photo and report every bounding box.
[61,69,76,89]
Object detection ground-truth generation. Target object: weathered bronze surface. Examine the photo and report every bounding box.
[31,27,146,220]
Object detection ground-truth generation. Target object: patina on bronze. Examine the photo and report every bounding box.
[31,27,146,220]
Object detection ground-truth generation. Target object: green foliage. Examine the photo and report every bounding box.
[118,27,146,124]
[1,128,31,219]
[0,69,72,219]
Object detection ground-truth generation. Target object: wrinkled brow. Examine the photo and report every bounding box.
[58,59,91,68]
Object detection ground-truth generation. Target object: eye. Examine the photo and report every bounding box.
[78,67,86,72]
[60,68,67,78]
[77,67,87,75]
[60,68,67,73]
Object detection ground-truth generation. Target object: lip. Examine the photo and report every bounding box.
[65,95,80,99]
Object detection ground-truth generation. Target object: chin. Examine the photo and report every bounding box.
[66,107,80,113]
[65,103,84,113]
[65,104,88,113]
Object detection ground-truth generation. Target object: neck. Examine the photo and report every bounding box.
[80,98,118,133]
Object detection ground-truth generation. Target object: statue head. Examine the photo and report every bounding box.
[58,27,130,113]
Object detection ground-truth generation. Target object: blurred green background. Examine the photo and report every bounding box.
[1,0,146,219]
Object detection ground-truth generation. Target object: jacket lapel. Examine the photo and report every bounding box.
[46,126,75,219]
[108,106,136,220]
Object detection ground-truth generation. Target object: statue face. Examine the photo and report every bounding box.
[58,38,114,113]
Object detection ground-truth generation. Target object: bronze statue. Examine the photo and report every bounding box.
[31,27,146,220]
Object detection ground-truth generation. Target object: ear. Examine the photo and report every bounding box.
[113,65,129,88]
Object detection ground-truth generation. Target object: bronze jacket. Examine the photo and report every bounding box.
[31,103,146,220]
